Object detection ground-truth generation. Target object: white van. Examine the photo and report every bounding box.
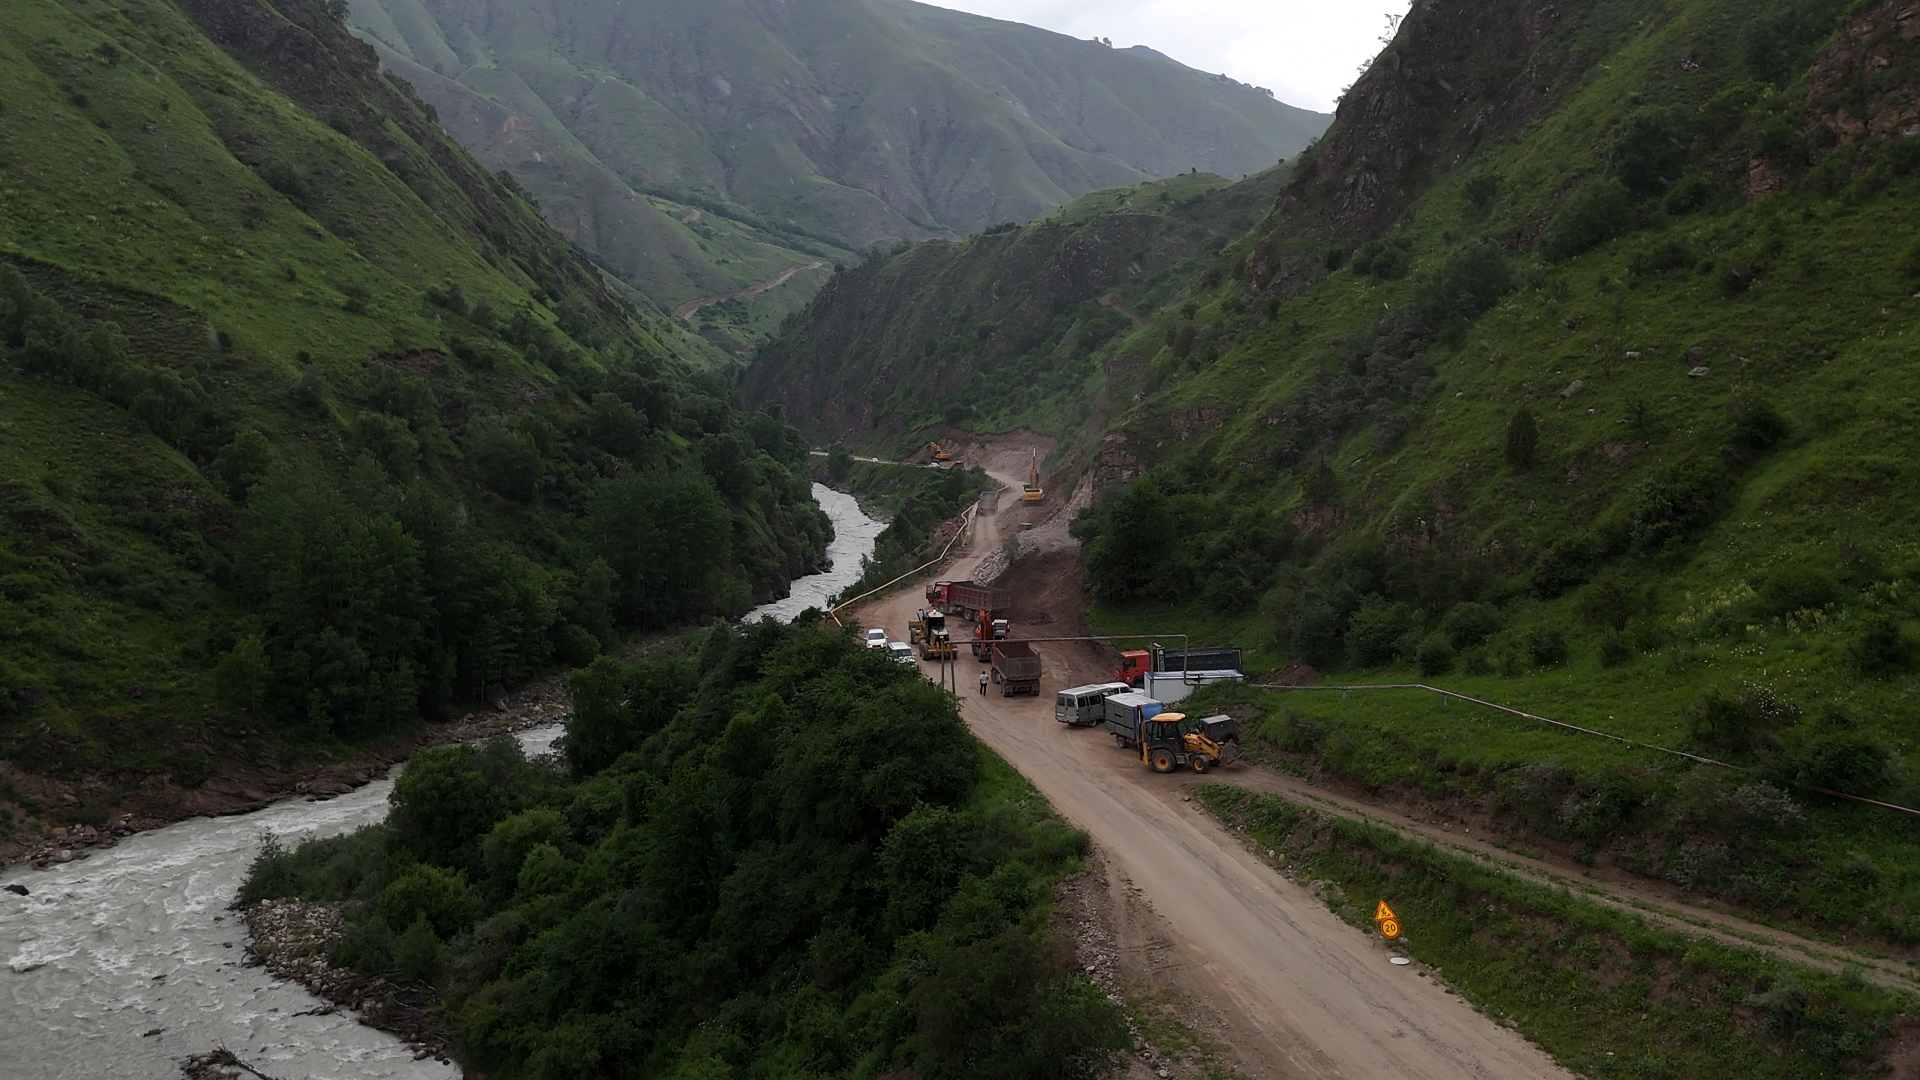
[1054,682,1132,726]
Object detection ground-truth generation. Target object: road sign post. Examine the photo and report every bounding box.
[1374,901,1401,939]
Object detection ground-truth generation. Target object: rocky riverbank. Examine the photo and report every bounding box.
[2,677,574,872]
[238,898,458,1069]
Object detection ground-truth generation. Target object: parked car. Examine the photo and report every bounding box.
[887,641,917,666]
[865,627,889,649]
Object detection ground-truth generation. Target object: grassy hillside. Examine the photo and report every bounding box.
[340,0,1329,347]
[746,168,1291,444]
[754,0,1920,950]
[0,0,826,792]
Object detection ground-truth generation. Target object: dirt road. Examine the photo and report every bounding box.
[673,260,825,320]
[853,450,1568,1080]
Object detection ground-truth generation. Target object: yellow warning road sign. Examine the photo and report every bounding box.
[1374,901,1396,923]
[1380,918,1401,939]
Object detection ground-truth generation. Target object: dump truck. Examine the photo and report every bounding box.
[989,640,1042,696]
[909,609,956,661]
[1055,682,1132,726]
[1143,669,1246,704]
[925,580,1008,617]
[1115,644,1245,687]
[1103,692,1166,748]
[1135,712,1243,774]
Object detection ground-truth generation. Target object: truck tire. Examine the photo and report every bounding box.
[1149,748,1175,773]
[1190,755,1211,774]
[1113,733,1127,748]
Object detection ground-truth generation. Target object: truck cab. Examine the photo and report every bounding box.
[1114,649,1150,686]
[971,615,1009,660]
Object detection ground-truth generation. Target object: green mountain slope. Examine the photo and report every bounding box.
[0,0,825,789]
[339,0,1329,348]
[745,166,1291,444]
[751,0,1920,948]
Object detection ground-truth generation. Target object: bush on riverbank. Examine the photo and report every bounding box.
[244,620,1126,1079]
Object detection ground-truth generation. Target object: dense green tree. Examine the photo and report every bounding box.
[584,467,734,627]
[1081,480,1175,603]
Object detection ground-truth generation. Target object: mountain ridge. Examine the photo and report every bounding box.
[340,0,1330,347]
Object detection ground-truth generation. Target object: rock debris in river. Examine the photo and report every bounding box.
[181,1048,284,1079]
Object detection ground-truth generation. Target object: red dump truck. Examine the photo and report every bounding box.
[926,580,1009,616]
[990,641,1042,697]
[1115,645,1244,687]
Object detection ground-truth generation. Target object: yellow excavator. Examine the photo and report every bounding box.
[1021,453,1044,503]
[1139,713,1243,774]
[929,442,953,461]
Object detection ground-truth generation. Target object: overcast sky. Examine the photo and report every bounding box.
[928,0,1412,113]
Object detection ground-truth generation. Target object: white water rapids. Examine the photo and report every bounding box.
[0,487,876,1079]
[744,483,884,623]
[0,725,559,1080]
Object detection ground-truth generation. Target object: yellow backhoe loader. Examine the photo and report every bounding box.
[1139,713,1244,774]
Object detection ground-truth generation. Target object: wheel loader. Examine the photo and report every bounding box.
[1138,712,1243,774]
[909,609,956,660]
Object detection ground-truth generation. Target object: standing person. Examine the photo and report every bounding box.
[978,670,989,695]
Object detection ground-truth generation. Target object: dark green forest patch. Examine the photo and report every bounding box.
[244,621,1128,1079]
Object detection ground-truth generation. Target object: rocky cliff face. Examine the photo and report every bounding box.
[1245,0,1606,301]
[1808,0,1920,143]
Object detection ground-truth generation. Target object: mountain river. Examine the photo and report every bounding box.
[743,483,885,622]
[0,485,877,1079]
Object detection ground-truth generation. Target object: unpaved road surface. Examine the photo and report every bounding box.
[673,260,825,320]
[852,452,1569,1080]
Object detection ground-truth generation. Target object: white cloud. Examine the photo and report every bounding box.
[923,0,1411,113]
